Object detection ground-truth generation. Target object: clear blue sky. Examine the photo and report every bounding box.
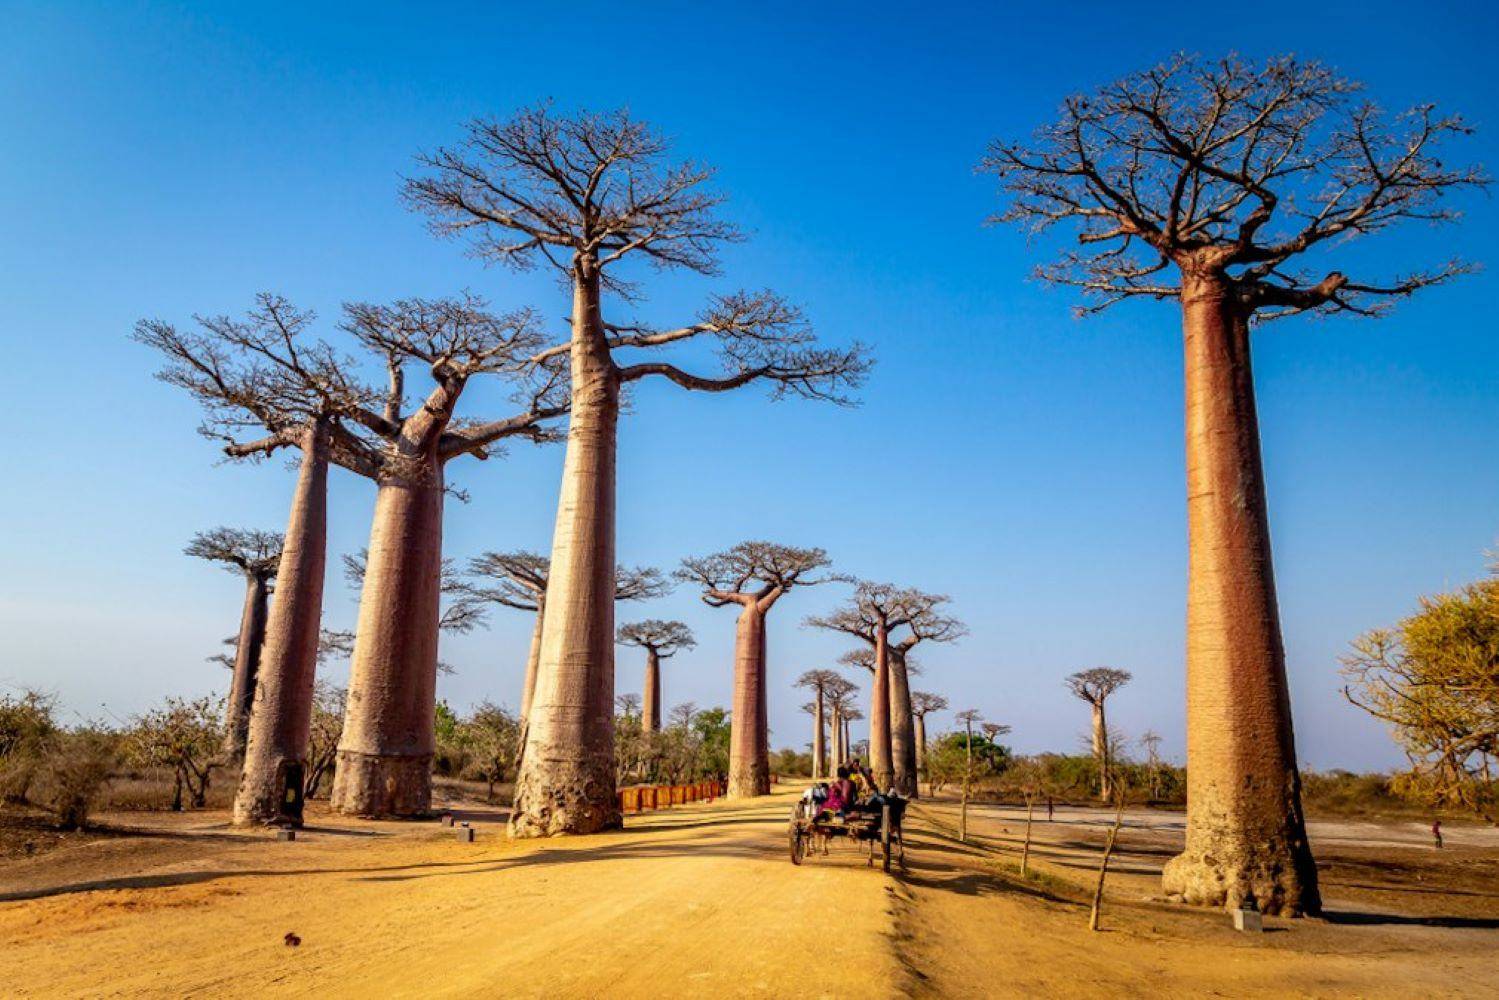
[2,1,1495,771]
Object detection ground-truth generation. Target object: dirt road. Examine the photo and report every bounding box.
[3,788,1497,998]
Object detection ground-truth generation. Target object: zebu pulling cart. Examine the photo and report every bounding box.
[788,794,906,871]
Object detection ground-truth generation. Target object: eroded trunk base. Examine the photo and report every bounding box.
[232,756,304,827]
[1161,778,1320,916]
[329,749,432,818]
[726,761,770,800]
[508,753,621,837]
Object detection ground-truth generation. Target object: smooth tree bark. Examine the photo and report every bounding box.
[184,528,282,762]
[407,107,868,836]
[910,690,948,787]
[983,55,1484,914]
[679,542,844,798]
[465,553,670,730]
[137,295,374,827]
[616,620,695,733]
[1065,668,1131,801]
[327,297,566,819]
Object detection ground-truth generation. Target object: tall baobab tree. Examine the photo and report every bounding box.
[910,690,948,784]
[840,706,863,769]
[616,620,696,734]
[184,528,282,763]
[955,709,983,843]
[810,584,957,794]
[982,55,1485,915]
[338,550,490,678]
[824,675,858,774]
[464,552,670,730]
[678,542,845,798]
[137,295,373,827]
[794,669,843,780]
[328,296,568,819]
[1065,668,1132,802]
[407,106,870,835]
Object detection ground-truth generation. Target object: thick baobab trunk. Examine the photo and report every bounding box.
[233,423,329,827]
[642,647,662,734]
[511,262,622,837]
[829,704,843,773]
[889,649,917,797]
[843,718,852,761]
[1091,701,1111,801]
[332,456,445,818]
[811,688,825,780]
[727,603,771,797]
[223,573,270,762]
[869,624,894,789]
[519,597,546,726]
[914,715,928,785]
[1160,271,1320,917]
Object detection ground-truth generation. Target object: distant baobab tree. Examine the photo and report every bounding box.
[1065,668,1131,802]
[462,552,669,731]
[910,690,948,784]
[983,55,1485,914]
[794,670,844,779]
[615,693,642,720]
[616,620,696,733]
[327,296,568,820]
[184,528,282,763]
[679,541,845,798]
[824,675,858,773]
[810,583,960,795]
[407,106,871,836]
[137,295,373,827]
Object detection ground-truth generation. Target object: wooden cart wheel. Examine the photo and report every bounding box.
[789,823,806,865]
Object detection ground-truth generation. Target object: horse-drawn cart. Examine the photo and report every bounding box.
[788,796,905,871]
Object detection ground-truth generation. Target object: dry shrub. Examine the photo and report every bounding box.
[35,731,119,830]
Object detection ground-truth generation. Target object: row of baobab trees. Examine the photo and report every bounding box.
[143,51,1483,919]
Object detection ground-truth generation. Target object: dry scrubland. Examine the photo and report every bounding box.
[3,786,1496,998]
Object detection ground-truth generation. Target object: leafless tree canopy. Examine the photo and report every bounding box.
[464,550,670,612]
[616,619,696,657]
[982,54,1487,318]
[184,527,283,579]
[135,294,375,461]
[678,541,843,607]
[954,709,983,727]
[1065,668,1133,706]
[405,104,870,403]
[806,582,963,649]
[795,669,844,696]
[136,293,568,470]
[911,691,949,719]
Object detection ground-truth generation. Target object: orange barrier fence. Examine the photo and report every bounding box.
[617,780,726,814]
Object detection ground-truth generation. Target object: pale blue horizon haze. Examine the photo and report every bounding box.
[2,1,1496,772]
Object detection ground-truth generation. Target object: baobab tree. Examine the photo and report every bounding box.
[794,670,843,780]
[678,542,845,798]
[184,528,282,763]
[1065,668,1132,802]
[982,55,1484,914]
[407,106,870,835]
[616,620,696,734]
[137,295,373,827]
[328,296,568,819]
[824,676,858,773]
[464,552,670,730]
[910,690,948,784]
[810,584,958,794]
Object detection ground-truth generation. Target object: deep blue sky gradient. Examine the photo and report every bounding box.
[2,1,1496,769]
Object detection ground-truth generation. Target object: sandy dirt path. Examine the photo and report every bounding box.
[0,791,901,998]
[4,788,1498,998]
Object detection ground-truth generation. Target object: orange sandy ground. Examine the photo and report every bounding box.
[2,787,1496,998]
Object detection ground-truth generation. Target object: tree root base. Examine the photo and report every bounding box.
[509,756,621,837]
[329,750,432,818]
[232,757,305,828]
[1162,840,1321,917]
